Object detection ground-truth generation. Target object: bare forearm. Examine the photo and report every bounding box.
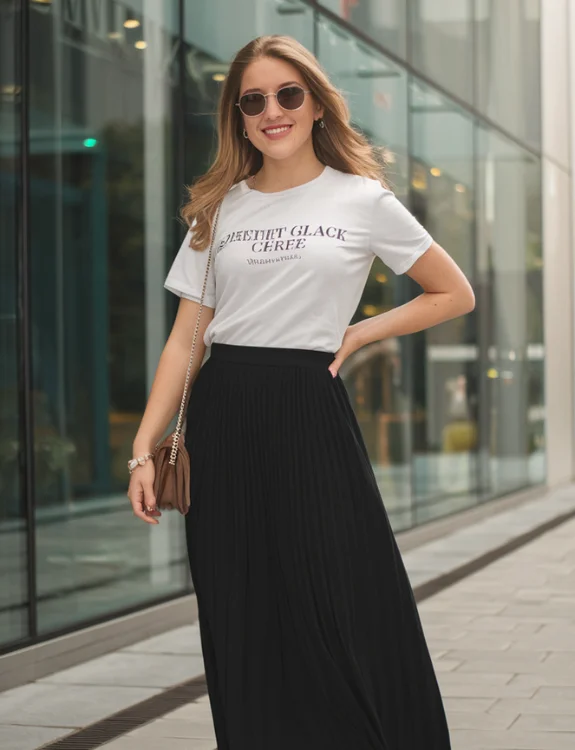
[351,291,473,347]
[132,337,206,455]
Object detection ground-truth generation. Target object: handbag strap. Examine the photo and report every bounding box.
[168,202,222,466]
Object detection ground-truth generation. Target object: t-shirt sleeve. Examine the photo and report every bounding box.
[370,186,434,275]
[164,224,216,308]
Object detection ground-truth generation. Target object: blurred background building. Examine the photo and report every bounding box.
[0,0,573,655]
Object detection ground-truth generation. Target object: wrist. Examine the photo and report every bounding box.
[132,439,156,456]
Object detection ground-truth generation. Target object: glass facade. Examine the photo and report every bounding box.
[0,0,543,652]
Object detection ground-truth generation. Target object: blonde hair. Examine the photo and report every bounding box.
[181,34,389,251]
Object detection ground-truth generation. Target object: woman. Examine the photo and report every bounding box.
[128,34,473,750]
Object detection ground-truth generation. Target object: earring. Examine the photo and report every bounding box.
[242,128,249,139]
[317,118,325,129]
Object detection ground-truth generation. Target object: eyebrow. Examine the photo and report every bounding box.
[240,80,302,96]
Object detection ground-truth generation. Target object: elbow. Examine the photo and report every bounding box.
[463,286,475,314]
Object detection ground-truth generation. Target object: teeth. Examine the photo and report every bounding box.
[265,126,291,135]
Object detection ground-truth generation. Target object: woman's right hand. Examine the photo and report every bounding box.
[127,462,162,525]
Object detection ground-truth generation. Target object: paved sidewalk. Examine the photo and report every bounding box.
[96,514,575,750]
[2,496,575,749]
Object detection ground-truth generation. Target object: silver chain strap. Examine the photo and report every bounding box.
[168,203,221,466]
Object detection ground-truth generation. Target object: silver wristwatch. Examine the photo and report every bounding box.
[128,453,154,474]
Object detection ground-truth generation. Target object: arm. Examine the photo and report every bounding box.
[127,298,215,523]
[329,241,475,376]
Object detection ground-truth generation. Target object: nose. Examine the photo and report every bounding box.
[263,93,284,120]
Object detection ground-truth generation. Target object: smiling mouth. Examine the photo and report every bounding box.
[262,124,293,136]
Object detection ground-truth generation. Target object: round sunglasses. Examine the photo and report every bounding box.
[235,84,311,117]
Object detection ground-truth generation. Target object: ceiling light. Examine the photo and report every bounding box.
[430,167,441,177]
[212,73,226,82]
[124,19,140,29]
[135,40,147,50]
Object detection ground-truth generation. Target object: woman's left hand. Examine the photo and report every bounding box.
[328,326,362,378]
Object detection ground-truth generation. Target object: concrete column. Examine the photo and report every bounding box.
[541,0,574,485]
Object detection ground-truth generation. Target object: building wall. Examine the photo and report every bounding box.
[0,0,556,654]
[541,0,574,485]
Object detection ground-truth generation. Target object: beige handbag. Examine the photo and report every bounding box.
[153,204,221,514]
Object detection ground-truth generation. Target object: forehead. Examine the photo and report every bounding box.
[240,56,305,93]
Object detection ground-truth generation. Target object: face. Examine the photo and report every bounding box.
[238,56,323,161]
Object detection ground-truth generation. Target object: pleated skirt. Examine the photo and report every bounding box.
[184,342,451,750]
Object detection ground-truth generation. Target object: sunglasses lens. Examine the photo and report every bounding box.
[239,93,265,116]
[277,86,305,110]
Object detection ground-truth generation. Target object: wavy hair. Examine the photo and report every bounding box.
[181,34,389,251]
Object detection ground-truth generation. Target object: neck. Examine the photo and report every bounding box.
[253,149,325,193]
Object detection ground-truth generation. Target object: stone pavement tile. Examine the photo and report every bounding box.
[123,625,203,655]
[440,633,513,650]
[419,598,507,614]
[455,659,575,677]
[443,648,547,664]
[432,659,462,672]
[512,622,546,635]
[438,671,514,686]
[418,611,476,625]
[0,682,159,728]
[416,624,468,640]
[502,602,575,618]
[512,713,575,732]
[445,710,517,730]
[101,736,215,750]
[541,651,575,666]
[438,680,538,699]
[449,728,575,749]
[488,697,575,716]
[443,697,498,712]
[0,725,70,750]
[508,673,575,689]
[37,651,205,688]
[451,615,516,632]
[535,686,575,699]
[125,717,216,740]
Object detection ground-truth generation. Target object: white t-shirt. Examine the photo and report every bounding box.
[164,165,433,352]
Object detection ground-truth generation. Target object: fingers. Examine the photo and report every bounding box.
[143,484,162,519]
[127,480,160,524]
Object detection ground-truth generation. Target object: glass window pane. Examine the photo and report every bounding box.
[182,0,314,183]
[409,0,473,104]
[476,127,544,496]
[29,0,187,635]
[183,0,314,62]
[318,0,407,59]
[318,18,414,530]
[0,0,29,646]
[475,0,541,149]
[409,79,478,524]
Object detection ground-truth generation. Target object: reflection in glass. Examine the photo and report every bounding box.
[0,0,29,646]
[181,0,314,184]
[317,18,413,530]
[28,0,187,635]
[409,0,473,104]
[318,0,407,59]
[408,80,479,524]
[476,128,544,496]
[475,0,541,149]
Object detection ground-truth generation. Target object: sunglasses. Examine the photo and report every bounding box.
[236,84,311,117]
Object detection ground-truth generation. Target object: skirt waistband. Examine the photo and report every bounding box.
[209,342,335,368]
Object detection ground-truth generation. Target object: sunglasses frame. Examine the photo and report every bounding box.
[235,84,311,117]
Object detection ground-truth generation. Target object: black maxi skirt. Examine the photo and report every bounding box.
[184,342,451,750]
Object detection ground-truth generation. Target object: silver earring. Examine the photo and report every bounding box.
[317,118,325,129]
[242,128,249,139]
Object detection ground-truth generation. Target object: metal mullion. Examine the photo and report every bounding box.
[16,0,37,640]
